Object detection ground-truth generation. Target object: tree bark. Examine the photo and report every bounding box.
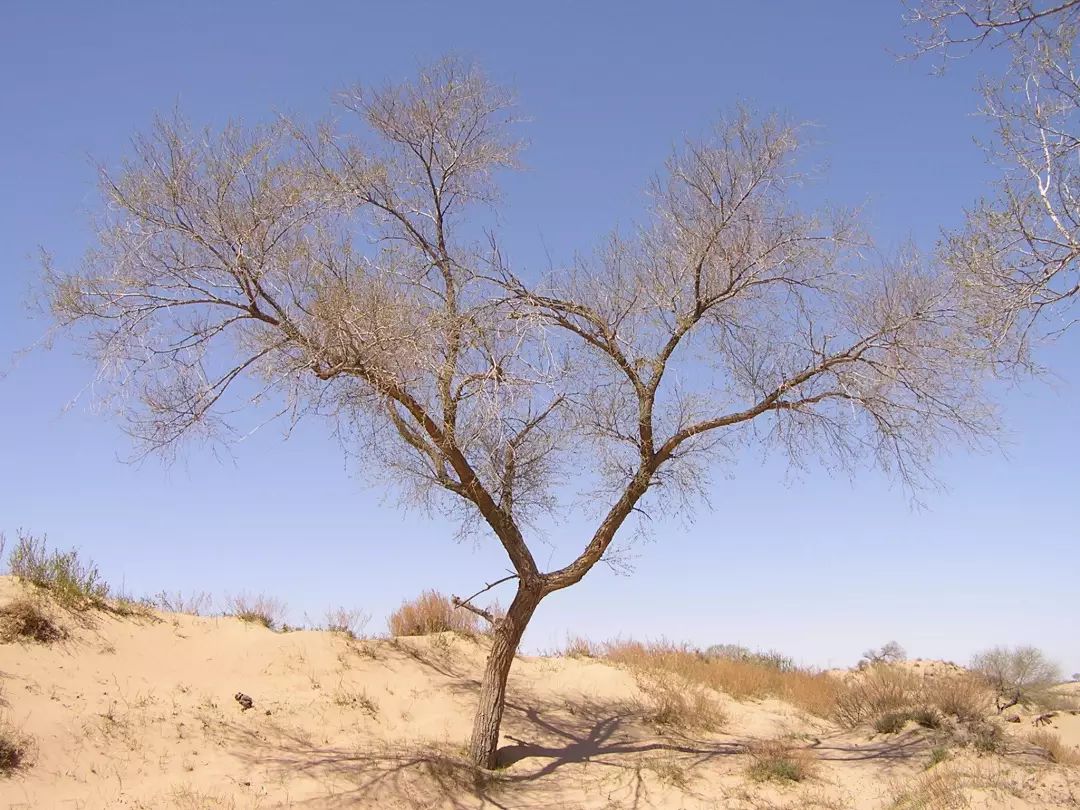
[467,584,542,768]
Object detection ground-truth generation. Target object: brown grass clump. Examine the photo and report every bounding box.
[324,606,370,639]
[387,590,481,637]
[1027,729,1080,765]
[228,593,286,630]
[746,738,816,783]
[635,673,726,732]
[0,597,63,644]
[924,674,994,722]
[886,766,969,809]
[834,667,994,729]
[0,715,32,775]
[604,641,840,718]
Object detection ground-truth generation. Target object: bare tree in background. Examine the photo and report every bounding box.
[907,1,1080,353]
[46,58,997,768]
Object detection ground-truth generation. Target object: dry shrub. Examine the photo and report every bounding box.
[971,645,1061,712]
[153,590,213,616]
[635,673,726,732]
[0,715,32,775]
[834,666,920,728]
[746,738,816,783]
[923,674,993,722]
[886,766,968,809]
[0,597,63,644]
[835,667,993,729]
[325,606,371,639]
[1027,729,1080,765]
[605,641,840,718]
[228,593,286,630]
[562,635,598,658]
[874,710,911,734]
[387,590,481,637]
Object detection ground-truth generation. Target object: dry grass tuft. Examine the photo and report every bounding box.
[635,673,726,733]
[1027,729,1080,765]
[886,766,969,809]
[562,635,598,658]
[605,641,840,718]
[834,666,993,729]
[388,590,481,637]
[228,593,286,630]
[325,606,371,639]
[0,597,63,644]
[746,738,816,783]
[0,715,33,775]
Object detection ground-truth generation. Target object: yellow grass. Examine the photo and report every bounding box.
[603,641,841,718]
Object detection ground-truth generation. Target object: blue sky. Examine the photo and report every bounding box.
[1,2,1076,673]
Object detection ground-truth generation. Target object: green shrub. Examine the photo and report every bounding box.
[7,531,108,609]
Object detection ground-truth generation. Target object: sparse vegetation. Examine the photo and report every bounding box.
[910,706,944,730]
[332,687,379,717]
[324,606,370,639]
[746,739,816,783]
[0,714,32,776]
[1028,729,1080,765]
[968,721,1004,755]
[388,590,482,637]
[635,673,726,732]
[874,710,911,734]
[562,636,597,658]
[970,646,1061,713]
[153,590,213,616]
[6,531,108,609]
[0,597,63,644]
[926,746,950,769]
[605,641,840,718]
[705,644,797,672]
[834,666,993,729]
[227,593,286,630]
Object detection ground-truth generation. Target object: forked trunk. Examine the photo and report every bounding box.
[467,585,542,768]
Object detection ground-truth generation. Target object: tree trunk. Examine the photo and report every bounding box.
[467,584,542,768]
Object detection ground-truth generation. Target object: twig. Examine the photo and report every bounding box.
[451,573,517,624]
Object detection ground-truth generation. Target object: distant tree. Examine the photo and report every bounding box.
[970,644,1061,712]
[46,58,998,768]
[860,640,907,668]
[907,1,1080,356]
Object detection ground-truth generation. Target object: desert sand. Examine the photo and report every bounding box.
[1,575,1077,809]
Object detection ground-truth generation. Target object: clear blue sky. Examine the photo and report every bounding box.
[1,1,1076,673]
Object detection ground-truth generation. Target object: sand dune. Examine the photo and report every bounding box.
[1,576,1077,809]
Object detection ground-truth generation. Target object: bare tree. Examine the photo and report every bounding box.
[907,1,1080,353]
[971,644,1062,711]
[45,58,997,768]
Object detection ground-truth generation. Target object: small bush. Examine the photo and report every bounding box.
[0,716,32,775]
[387,590,481,637]
[926,746,950,769]
[969,721,1004,754]
[874,710,911,734]
[923,674,992,722]
[746,739,815,783]
[1028,729,1080,765]
[834,666,919,728]
[228,593,286,629]
[636,673,726,732]
[7,531,108,609]
[0,598,63,644]
[325,607,370,639]
[910,706,944,729]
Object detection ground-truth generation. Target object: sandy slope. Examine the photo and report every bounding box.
[1,576,1077,809]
